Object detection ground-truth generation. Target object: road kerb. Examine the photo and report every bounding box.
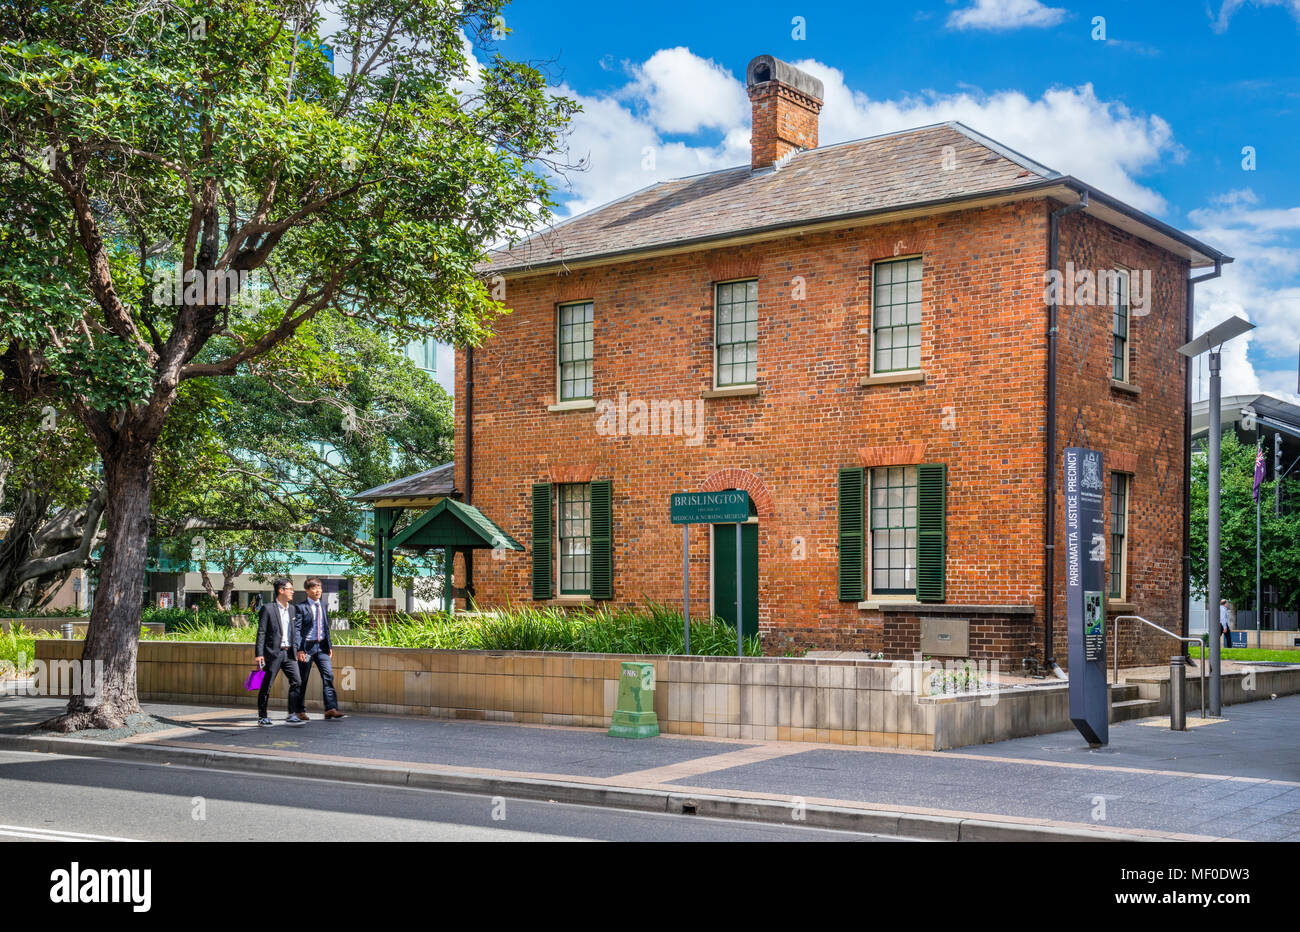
[0,732,1154,841]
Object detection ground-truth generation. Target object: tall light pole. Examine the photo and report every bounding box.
[1179,315,1255,717]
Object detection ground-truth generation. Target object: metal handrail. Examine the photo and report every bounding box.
[1113,615,1205,720]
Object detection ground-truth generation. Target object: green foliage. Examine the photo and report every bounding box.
[152,620,257,643]
[158,601,764,656]
[0,623,59,673]
[1190,430,1300,609]
[1188,644,1300,662]
[0,607,87,618]
[143,605,253,632]
[0,0,578,686]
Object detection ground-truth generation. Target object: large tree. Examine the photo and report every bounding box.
[1191,428,1300,612]
[0,0,575,729]
[1,310,454,610]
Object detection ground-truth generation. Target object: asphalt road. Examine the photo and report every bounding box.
[0,751,902,842]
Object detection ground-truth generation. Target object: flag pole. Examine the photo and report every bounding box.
[1257,434,1262,650]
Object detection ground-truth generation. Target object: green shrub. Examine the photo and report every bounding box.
[0,607,86,618]
[0,623,59,673]
[143,606,253,632]
[158,600,763,655]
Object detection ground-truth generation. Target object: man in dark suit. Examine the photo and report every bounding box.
[294,576,346,720]
[254,578,306,726]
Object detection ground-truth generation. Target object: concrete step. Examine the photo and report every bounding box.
[1110,683,1141,702]
[1110,697,1161,722]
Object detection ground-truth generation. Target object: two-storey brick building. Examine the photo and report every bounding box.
[451,55,1231,668]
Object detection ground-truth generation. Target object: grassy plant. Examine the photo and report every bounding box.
[160,600,764,656]
[0,623,59,674]
[1188,644,1300,663]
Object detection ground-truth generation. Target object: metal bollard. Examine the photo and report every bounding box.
[61,622,74,640]
[1169,655,1187,731]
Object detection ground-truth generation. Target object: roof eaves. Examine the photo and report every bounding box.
[485,176,1069,276]
[1058,177,1234,266]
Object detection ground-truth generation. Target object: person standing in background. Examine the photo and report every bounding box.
[254,579,306,727]
[1220,599,1233,649]
[295,577,346,720]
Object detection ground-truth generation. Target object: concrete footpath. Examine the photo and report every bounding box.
[2,693,1298,842]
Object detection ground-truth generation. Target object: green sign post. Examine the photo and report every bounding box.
[608,661,659,739]
[671,490,751,657]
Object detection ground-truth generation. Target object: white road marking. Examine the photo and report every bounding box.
[0,823,140,842]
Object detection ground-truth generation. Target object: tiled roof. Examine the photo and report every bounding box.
[484,122,1060,274]
[352,462,455,502]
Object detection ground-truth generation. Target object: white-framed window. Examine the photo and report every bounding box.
[871,256,922,374]
[1108,472,1129,601]
[714,279,757,387]
[557,482,591,595]
[868,465,918,595]
[1111,268,1130,383]
[557,301,593,401]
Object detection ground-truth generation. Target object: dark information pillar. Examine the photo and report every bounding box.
[1065,447,1108,747]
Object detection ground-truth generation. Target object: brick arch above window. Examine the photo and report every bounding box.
[700,468,774,516]
[704,251,762,283]
[1110,450,1139,475]
[858,443,926,468]
[860,227,935,264]
[548,462,597,484]
[544,274,596,306]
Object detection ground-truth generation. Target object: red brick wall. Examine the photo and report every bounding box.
[1051,210,1190,667]
[454,198,1187,667]
[748,82,821,170]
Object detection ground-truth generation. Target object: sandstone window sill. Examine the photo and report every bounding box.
[860,370,926,388]
[857,601,1036,616]
[1109,379,1141,396]
[546,595,594,606]
[702,385,759,399]
[1106,602,1138,613]
[547,399,596,412]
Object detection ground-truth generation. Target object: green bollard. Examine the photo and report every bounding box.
[608,661,659,739]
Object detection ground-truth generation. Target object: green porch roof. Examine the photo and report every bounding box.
[388,497,523,553]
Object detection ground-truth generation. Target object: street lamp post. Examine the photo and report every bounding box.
[1178,315,1255,718]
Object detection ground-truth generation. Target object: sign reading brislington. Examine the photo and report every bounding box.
[670,490,750,525]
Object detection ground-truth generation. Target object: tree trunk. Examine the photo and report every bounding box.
[220,564,237,610]
[41,446,154,732]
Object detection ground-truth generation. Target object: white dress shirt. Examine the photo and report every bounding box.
[276,601,291,648]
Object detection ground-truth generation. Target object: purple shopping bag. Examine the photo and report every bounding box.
[243,668,266,692]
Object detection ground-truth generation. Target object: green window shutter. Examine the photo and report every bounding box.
[531,483,553,599]
[590,479,613,600]
[916,463,947,602]
[838,467,865,601]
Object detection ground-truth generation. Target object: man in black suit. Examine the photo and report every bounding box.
[254,578,306,727]
[294,577,346,720]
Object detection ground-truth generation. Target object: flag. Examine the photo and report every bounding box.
[1253,442,1266,502]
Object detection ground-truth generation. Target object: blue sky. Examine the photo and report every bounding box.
[381,0,1300,402]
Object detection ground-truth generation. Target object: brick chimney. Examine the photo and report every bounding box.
[746,55,824,171]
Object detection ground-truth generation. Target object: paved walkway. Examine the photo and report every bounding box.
[2,693,1298,841]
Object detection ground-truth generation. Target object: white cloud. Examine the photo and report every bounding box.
[621,48,751,135]
[1186,192,1300,401]
[554,88,748,217]
[792,60,1179,214]
[1213,0,1300,32]
[549,48,1182,221]
[947,0,1068,31]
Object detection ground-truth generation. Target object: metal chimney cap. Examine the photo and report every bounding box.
[746,55,824,102]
